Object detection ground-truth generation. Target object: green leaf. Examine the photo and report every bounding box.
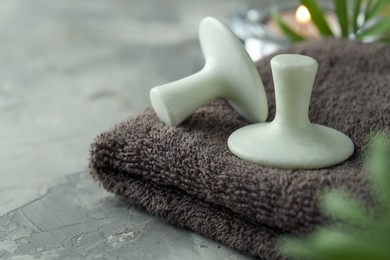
[352,0,362,34]
[271,8,305,42]
[334,0,349,37]
[364,0,374,22]
[321,190,372,226]
[366,0,390,21]
[281,229,390,260]
[311,229,390,260]
[358,17,390,38]
[301,0,334,36]
[366,133,390,209]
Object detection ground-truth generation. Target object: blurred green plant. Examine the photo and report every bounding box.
[279,132,390,260]
[272,0,390,42]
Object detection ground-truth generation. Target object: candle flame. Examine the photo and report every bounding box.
[295,5,311,25]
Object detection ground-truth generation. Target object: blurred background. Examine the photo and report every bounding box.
[1,0,389,259]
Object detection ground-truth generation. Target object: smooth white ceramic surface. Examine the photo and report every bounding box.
[150,16,268,126]
[228,54,354,169]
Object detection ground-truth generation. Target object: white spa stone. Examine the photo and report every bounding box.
[150,16,268,126]
[228,54,354,169]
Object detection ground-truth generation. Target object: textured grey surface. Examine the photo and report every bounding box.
[0,172,249,259]
[0,0,254,259]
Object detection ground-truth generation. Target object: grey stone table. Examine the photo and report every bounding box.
[0,0,255,259]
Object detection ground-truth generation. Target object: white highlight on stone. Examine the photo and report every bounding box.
[228,54,354,169]
[150,17,268,126]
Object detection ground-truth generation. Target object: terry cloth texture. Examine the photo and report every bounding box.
[89,39,390,259]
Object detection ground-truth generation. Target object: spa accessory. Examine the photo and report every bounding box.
[90,40,390,259]
[228,54,354,169]
[150,17,268,126]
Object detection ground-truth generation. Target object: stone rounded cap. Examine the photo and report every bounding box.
[199,17,268,123]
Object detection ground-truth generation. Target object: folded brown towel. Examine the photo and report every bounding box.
[89,40,390,259]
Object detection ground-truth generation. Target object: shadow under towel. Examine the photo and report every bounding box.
[89,39,390,259]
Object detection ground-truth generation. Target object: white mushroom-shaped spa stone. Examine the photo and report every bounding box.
[150,17,268,126]
[228,54,354,169]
